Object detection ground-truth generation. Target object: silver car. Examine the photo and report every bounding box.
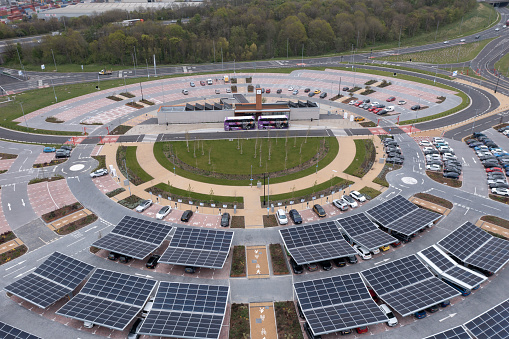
[135,199,153,212]
[90,168,108,178]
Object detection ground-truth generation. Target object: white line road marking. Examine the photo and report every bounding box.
[66,238,85,247]
[3,266,27,277]
[14,267,36,279]
[21,199,25,207]
[7,203,10,211]
[4,260,26,270]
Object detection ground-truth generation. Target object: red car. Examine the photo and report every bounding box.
[266,89,271,93]
[356,326,369,334]
[391,241,401,247]
[486,167,503,173]
[386,97,396,102]
[354,101,363,106]
[372,108,382,114]
[200,81,206,86]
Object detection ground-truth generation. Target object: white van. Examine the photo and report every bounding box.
[207,78,213,85]
[379,304,398,327]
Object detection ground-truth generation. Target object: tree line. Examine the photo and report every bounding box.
[2,0,477,67]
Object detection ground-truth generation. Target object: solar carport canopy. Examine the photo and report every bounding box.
[294,273,388,335]
[438,221,509,273]
[4,252,94,309]
[361,255,460,317]
[279,221,357,265]
[56,269,157,331]
[335,213,396,250]
[424,326,471,339]
[159,228,234,269]
[92,215,172,259]
[0,321,42,339]
[138,282,229,339]
[464,297,509,339]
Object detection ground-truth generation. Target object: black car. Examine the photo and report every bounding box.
[304,322,322,339]
[55,149,70,158]
[490,182,509,189]
[61,145,72,151]
[411,105,421,110]
[184,266,196,274]
[426,305,440,313]
[319,260,333,271]
[333,257,347,267]
[127,318,143,339]
[443,171,460,179]
[308,92,315,97]
[363,99,370,103]
[342,87,349,91]
[484,162,500,168]
[319,92,327,99]
[276,89,282,94]
[290,257,304,274]
[347,255,358,264]
[386,157,403,164]
[220,212,230,227]
[119,255,132,264]
[377,109,388,115]
[108,252,120,261]
[181,210,193,222]
[146,254,160,269]
[444,166,461,174]
[473,132,486,138]
[289,209,302,224]
[304,88,311,93]
[392,232,411,243]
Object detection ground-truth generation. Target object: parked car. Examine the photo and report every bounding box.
[350,191,366,202]
[119,255,132,264]
[356,326,368,334]
[380,304,398,327]
[443,172,460,179]
[180,210,193,222]
[414,310,427,319]
[182,89,189,95]
[319,92,327,99]
[426,164,441,171]
[341,195,358,208]
[398,100,406,105]
[200,80,206,86]
[107,252,120,261]
[184,266,196,274]
[332,199,348,211]
[145,254,160,269]
[426,305,440,313]
[289,209,302,224]
[290,257,304,274]
[135,199,153,212]
[386,96,396,102]
[276,209,288,225]
[347,255,358,264]
[304,88,311,93]
[90,168,108,178]
[319,260,333,271]
[155,206,171,220]
[190,81,195,87]
[265,89,271,93]
[221,212,231,227]
[379,245,390,252]
[43,147,56,153]
[333,257,347,267]
[492,187,509,196]
[354,245,372,260]
[277,89,282,94]
[55,149,70,158]
[342,87,350,91]
[306,263,319,272]
[308,92,316,97]
[312,204,326,217]
[292,89,299,95]
[411,105,421,110]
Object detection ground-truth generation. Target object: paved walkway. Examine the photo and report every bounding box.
[249,302,278,339]
[101,135,386,227]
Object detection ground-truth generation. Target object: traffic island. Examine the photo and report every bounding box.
[269,244,289,275]
[230,245,246,277]
[42,202,84,223]
[373,164,402,187]
[477,216,509,239]
[426,171,462,188]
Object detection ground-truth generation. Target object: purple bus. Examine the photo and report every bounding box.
[224,116,256,131]
[258,115,289,129]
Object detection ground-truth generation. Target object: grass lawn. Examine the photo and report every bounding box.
[91,155,106,172]
[230,246,246,277]
[495,51,509,75]
[125,146,153,183]
[358,187,381,200]
[153,137,339,186]
[377,38,495,64]
[269,244,289,275]
[344,139,376,178]
[274,301,304,339]
[414,193,453,209]
[373,164,402,187]
[426,171,462,188]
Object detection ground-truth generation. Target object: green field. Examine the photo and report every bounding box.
[377,38,495,64]
[495,52,509,76]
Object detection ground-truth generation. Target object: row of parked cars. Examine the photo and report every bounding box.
[468,132,509,196]
[384,136,405,165]
[420,137,462,179]
[43,145,73,158]
[349,98,393,115]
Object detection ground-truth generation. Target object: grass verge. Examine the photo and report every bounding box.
[488,194,509,205]
[495,51,509,75]
[125,146,153,183]
[480,215,509,229]
[230,246,246,277]
[116,146,152,186]
[118,194,142,209]
[28,175,64,185]
[269,244,289,275]
[231,216,245,228]
[344,139,376,178]
[414,193,453,209]
[274,301,304,339]
[91,155,106,172]
[358,187,381,200]
[0,245,28,265]
[56,214,98,235]
[373,164,402,187]
[229,304,250,338]
[41,202,83,223]
[0,231,16,245]
[32,159,67,168]
[0,153,17,159]
[426,171,462,188]
[110,125,132,135]
[106,187,126,198]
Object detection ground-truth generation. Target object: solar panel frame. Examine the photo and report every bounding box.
[92,233,159,260]
[159,228,234,269]
[419,246,456,272]
[424,326,471,339]
[464,298,509,339]
[437,222,492,262]
[465,237,509,274]
[34,252,94,289]
[0,321,41,339]
[365,195,418,226]
[350,230,397,251]
[386,208,441,236]
[444,266,486,290]
[335,214,379,237]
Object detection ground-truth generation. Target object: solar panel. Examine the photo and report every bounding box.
[56,269,157,330]
[438,222,491,261]
[138,282,229,339]
[466,237,509,273]
[366,195,418,226]
[294,273,388,335]
[0,321,41,339]
[445,266,486,289]
[424,326,471,339]
[381,278,459,317]
[279,221,357,265]
[464,298,509,339]
[352,230,397,251]
[420,246,456,272]
[92,216,172,259]
[159,228,234,269]
[336,214,378,237]
[4,252,94,309]
[387,208,441,236]
[361,255,433,296]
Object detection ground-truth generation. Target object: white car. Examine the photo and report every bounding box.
[226,88,232,93]
[372,101,379,106]
[426,154,441,161]
[341,195,358,208]
[156,206,171,220]
[349,100,356,105]
[90,168,108,178]
[442,153,457,160]
[487,179,507,185]
[350,191,366,202]
[288,86,294,91]
[422,147,435,152]
[504,25,507,28]
[495,28,500,31]
[354,245,372,260]
[444,41,449,44]
[379,304,398,327]
[432,137,444,143]
[426,164,441,171]
[398,100,406,105]
[276,209,288,225]
[332,199,348,211]
[492,187,509,196]
[135,199,153,212]
[371,248,380,255]
[182,89,189,95]
[460,39,466,42]
[419,140,432,147]
[292,89,299,95]
[190,81,195,87]
[386,106,394,112]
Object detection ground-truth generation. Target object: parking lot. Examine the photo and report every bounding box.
[27,179,77,217]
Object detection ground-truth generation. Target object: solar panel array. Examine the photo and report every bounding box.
[438,222,509,273]
[446,266,485,288]
[294,274,388,335]
[0,321,41,339]
[420,246,455,272]
[387,208,441,236]
[424,326,471,339]
[361,255,460,316]
[92,216,173,259]
[56,269,157,330]
[464,298,509,339]
[159,228,234,269]
[336,214,397,250]
[138,282,229,339]
[279,221,357,265]
[5,252,94,309]
[366,195,418,225]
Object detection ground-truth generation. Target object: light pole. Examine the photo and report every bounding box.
[123,159,131,196]
[51,48,57,71]
[20,102,28,128]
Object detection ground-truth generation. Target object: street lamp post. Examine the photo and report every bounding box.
[51,48,57,71]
